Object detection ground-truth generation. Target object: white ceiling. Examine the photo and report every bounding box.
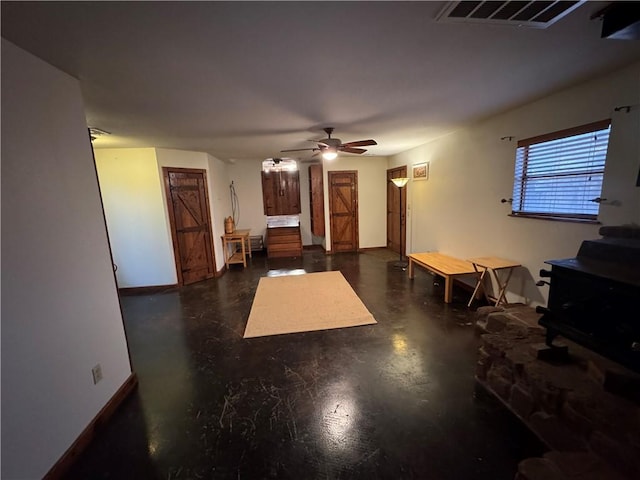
[2,1,640,162]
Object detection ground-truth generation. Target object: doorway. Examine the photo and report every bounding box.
[387,166,407,257]
[163,167,216,285]
[328,171,359,253]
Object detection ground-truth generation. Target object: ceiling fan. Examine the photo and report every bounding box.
[281,127,377,160]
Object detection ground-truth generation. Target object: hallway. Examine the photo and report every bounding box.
[66,249,543,479]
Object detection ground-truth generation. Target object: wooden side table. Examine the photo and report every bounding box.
[467,256,521,307]
[222,229,251,268]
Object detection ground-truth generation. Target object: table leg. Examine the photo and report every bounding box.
[240,239,247,267]
[468,266,488,307]
[444,275,453,303]
[246,235,252,260]
[408,258,415,279]
[223,238,230,269]
[492,268,514,306]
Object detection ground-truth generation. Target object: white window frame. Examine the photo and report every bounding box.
[511,119,611,223]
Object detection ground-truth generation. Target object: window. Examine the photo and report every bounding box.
[511,119,611,222]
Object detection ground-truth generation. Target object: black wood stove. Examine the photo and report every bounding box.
[536,226,640,373]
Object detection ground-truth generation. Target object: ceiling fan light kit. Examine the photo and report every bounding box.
[322,148,338,161]
[281,127,377,160]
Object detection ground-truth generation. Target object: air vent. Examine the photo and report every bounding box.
[436,1,585,29]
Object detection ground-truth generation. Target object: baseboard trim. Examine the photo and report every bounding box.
[43,373,139,480]
[215,264,227,277]
[119,284,177,295]
[357,246,389,253]
[303,244,325,251]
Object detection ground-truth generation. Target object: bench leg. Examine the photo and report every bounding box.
[444,276,453,303]
[408,258,414,279]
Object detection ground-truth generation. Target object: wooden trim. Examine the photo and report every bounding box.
[328,170,359,253]
[118,284,178,295]
[162,167,217,286]
[508,213,600,224]
[43,373,138,480]
[517,119,611,147]
[386,166,408,258]
[358,246,389,252]
[215,263,227,277]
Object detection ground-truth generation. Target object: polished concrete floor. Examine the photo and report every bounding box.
[66,249,543,479]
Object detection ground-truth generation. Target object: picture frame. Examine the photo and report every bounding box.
[412,162,429,181]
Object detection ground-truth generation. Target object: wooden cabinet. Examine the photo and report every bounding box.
[266,226,302,258]
[308,164,325,236]
[261,170,300,216]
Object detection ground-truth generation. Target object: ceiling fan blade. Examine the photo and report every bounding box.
[342,139,377,148]
[340,147,367,154]
[281,148,317,152]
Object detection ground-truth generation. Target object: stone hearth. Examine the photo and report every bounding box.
[475,305,640,480]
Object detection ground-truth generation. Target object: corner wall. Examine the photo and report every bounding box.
[390,62,640,305]
[94,148,177,287]
[1,39,132,479]
[94,147,231,288]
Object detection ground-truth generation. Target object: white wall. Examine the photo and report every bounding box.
[390,62,640,306]
[94,148,177,288]
[1,39,132,479]
[227,159,266,239]
[206,153,232,269]
[323,156,389,250]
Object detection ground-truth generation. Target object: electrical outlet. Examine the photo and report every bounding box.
[91,364,103,385]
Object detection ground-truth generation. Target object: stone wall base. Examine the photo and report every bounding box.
[475,305,640,480]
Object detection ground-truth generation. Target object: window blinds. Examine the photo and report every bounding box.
[512,120,611,220]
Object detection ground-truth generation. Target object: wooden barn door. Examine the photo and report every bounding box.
[163,167,216,285]
[329,171,358,253]
[387,166,407,256]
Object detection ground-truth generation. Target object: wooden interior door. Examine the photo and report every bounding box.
[308,164,325,236]
[163,168,216,285]
[329,171,358,253]
[387,166,407,256]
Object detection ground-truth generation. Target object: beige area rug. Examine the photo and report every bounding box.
[243,271,377,338]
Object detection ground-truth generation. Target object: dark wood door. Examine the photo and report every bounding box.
[329,171,358,253]
[163,168,216,285]
[261,170,301,216]
[387,166,407,256]
[308,164,325,236]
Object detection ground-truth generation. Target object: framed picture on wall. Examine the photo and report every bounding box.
[412,162,429,181]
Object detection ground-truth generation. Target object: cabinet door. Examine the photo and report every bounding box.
[308,164,325,236]
[279,170,300,215]
[261,171,279,215]
[261,170,301,216]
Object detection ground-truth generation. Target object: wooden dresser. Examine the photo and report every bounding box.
[266,226,302,258]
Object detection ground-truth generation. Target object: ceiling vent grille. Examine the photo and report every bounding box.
[436,1,586,29]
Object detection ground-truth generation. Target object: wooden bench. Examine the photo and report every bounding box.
[408,252,476,303]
